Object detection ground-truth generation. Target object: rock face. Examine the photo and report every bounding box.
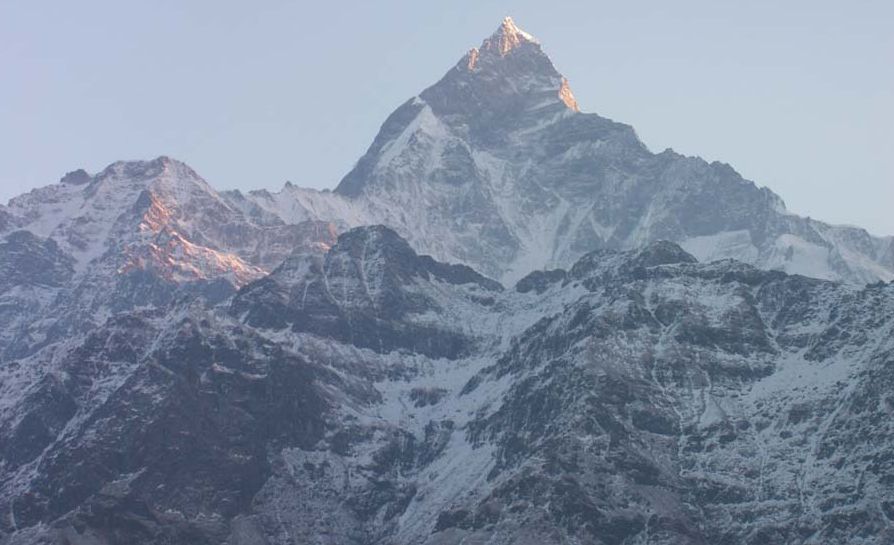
[1,15,894,545]
[2,226,893,545]
[0,156,337,361]
[232,17,893,286]
[232,225,501,359]
[0,231,75,358]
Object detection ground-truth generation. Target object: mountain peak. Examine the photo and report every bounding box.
[59,169,91,186]
[482,16,539,56]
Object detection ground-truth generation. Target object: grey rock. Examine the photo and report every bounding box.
[2,233,892,544]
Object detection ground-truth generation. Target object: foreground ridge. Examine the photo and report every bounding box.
[1,229,892,543]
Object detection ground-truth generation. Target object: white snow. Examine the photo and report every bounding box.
[680,230,759,264]
[767,234,836,280]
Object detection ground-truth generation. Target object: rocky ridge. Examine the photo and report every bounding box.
[1,15,893,545]
[0,226,892,544]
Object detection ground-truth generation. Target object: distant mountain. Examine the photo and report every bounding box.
[0,157,336,361]
[230,16,893,285]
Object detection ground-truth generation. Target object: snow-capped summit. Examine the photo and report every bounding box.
[481,16,539,56]
[319,18,894,284]
[431,16,578,120]
[0,156,337,361]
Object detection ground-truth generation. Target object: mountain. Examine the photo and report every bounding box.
[232,16,893,285]
[0,157,337,361]
[2,15,893,545]
[1,226,892,544]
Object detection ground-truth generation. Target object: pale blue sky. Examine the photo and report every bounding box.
[1,1,891,234]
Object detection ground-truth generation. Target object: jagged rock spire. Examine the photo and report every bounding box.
[457,17,580,112]
[482,16,539,56]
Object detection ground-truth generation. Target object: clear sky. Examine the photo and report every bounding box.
[1,1,892,235]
